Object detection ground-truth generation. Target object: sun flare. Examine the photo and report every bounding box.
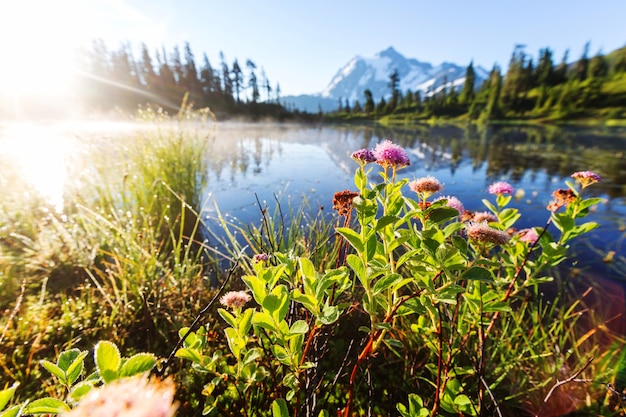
[0,1,97,101]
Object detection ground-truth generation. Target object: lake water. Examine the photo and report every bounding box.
[200,122,626,283]
[2,120,626,282]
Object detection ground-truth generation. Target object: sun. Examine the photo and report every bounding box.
[0,0,94,101]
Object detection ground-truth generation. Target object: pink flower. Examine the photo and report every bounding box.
[466,222,510,245]
[63,376,177,417]
[571,171,601,188]
[253,253,270,263]
[409,176,443,195]
[488,181,514,195]
[372,140,410,168]
[220,291,252,309]
[518,228,539,245]
[434,195,465,214]
[351,149,376,164]
[472,211,498,223]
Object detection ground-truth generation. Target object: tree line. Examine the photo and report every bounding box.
[76,40,293,118]
[333,42,626,123]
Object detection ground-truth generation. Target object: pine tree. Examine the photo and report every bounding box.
[199,53,216,101]
[553,49,569,85]
[139,43,157,89]
[363,89,375,114]
[231,59,244,103]
[459,61,476,104]
[388,69,400,110]
[588,51,609,79]
[574,42,590,81]
[246,59,260,103]
[183,42,200,98]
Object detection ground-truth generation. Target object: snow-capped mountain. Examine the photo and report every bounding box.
[282,47,489,113]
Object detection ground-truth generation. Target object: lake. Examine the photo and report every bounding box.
[2,120,626,282]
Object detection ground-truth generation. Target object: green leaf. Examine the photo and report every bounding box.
[252,311,278,333]
[346,254,365,284]
[289,320,309,335]
[175,348,203,363]
[57,349,83,372]
[463,266,493,281]
[320,304,340,325]
[68,381,95,403]
[40,360,66,383]
[272,399,290,417]
[242,274,267,304]
[217,308,237,328]
[0,383,18,411]
[65,351,89,387]
[238,307,254,337]
[375,215,399,231]
[119,353,156,377]
[0,403,25,417]
[23,398,70,415]
[429,207,459,223]
[336,227,364,253]
[94,341,121,383]
[373,273,402,295]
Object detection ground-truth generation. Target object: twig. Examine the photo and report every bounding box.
[0,275,27,345]
[481,376,504,417]
[155,260,239,377]
[533,356,594,417]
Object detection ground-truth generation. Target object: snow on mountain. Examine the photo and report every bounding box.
[282,47,489,113]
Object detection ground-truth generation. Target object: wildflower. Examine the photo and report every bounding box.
[253,253,270,263]
[466,222,510,245]
[472,211,498,223]
[351,148,376,164]
[332,190,359,216]
[488,181,514,195]
[571,171,601,188]
[434,195,465,214]
[518,228,539,245]
[409,176,443,195]
[547,188,577,212]
[219,291,251,310]
[63,375,177,417]
[372,140,410,168]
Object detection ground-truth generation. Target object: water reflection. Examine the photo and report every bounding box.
[202,122,626,281]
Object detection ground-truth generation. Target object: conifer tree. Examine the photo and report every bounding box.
[363,89,375,114]
[459,61,476,104]
[574,42,590,81]
[388,69,400,110]
[183,42,200,98]
[246,59,260,103]
[139,43,157,89]
[231,59,244,103]
[588,51,609,79]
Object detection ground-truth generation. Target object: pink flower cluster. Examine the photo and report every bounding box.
[352,140,411,169]
[571,171,602,188]
[466,222,510,245]
[64,376,177,417]
[488,181,514,195]
[409,176,443,196]
[219,291,252,309]
[517,228,539,245]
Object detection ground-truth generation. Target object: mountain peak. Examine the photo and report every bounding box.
[284,47,489,112]
[376,46,403,60]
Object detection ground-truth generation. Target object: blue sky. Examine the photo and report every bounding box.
[3,0,626,97]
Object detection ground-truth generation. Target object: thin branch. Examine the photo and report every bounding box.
[155,260,239,377]
[533,356,594,417]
